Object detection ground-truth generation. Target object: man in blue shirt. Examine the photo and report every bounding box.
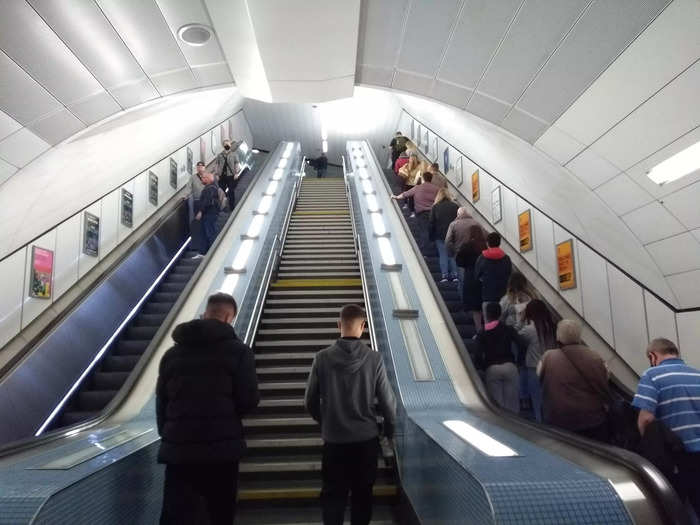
[632,338,700,517]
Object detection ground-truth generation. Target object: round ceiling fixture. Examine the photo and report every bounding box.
[177,24,212,46]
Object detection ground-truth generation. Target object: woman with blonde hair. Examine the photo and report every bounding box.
[429,188,459,282]
[398,153,422,216]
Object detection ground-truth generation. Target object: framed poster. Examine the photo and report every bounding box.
[556,239,576,290]
[30,246,53,299]
[456,157,464,187]
[518,210,533,252]
[471,169,480,202]
[83,212,100,257]
[443,147,450,174]
[169,158,178,189]
[433,137,438,161]
[149,171,158,206]
[410,120,415,140]
[121,188,133,228]
[491,186,502,224]
[186,147,193,175]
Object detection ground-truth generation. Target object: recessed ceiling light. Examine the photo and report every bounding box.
[647,140,700,185]
[177,24,212,46]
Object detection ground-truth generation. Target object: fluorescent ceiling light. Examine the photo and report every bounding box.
[247,214,265,238]
[322,140,328,153]
[219,273,239,295]
[283,142,294,158]
[358,168,369,180]
[321,126,328,141]
[252,149,260,154]
[647,140,700,184]
[377,236,395,265]
[258,195,273,214]
[371,212,386,236]
[443,420,518,457]
[278,158,288,168]
[366,194,379,212]
[231,239,254,271]
[362,179,374,194]
[265,180,279,195]
[272,168,284,181]
[238,141,249,154]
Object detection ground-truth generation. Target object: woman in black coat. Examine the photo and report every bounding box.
[456,224,487,328]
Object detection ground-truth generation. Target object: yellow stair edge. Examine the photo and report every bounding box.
[293,211,349,216]
[271,278,362,288]
[239,485,397,501]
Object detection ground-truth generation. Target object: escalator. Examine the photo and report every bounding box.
[237,177,399,524]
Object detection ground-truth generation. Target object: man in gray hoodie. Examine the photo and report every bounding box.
[305,304,397,525]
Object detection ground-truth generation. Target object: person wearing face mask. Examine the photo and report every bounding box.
[216,139,240,210]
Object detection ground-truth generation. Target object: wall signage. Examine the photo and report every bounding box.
[187,147,193,175]
[557,239,576,290]
[169,158,177,189]
[83,212,100,257]
[30,246,53,299]
[518,210,533,252]
[121,188,133,228]
[471,169,480,202]
[443,147,450,174]
[491,186,502,224]
[148,171,158,206]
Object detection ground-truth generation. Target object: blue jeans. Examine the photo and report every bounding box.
[201,212,218,254]
[435,240,457,277]
[317,167,327,178]
[525,367,543,422]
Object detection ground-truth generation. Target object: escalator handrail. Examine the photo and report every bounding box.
[365,142,688,525]
[0,145,278,458]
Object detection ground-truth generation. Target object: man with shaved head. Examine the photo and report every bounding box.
[305,304,397,525]
[157,292,259,524]
[633,338,700,517]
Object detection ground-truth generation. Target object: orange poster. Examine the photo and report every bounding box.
[471,170,480,202]
[556,239,576,290]
[518,210,532,252]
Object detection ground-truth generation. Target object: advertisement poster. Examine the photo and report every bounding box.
[433,137,438,162]
[169,158,177,189]
[187,147,193,175]
[121,188,133,228]
[491,186,502,224]
[557,239,576,290]
[30,246,53,299]
[149,171,158,206]
[410,120,415,140]
[456,157,464,187]
[471,169,480,202]
[518,210,532,252]
[83,212,100,257]
[443,147,450,174]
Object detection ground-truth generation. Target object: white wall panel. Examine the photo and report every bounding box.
[99,189,120,259]
[77,203,101,279]
[53,214,81,298]
[499,187,518,249]
[661,181,700,231]
[677,311,700,369]
[0,110,22,141]
[21,230,57,329]
[621,201,686,245]
[533,209,557,289]
[357,0,409,68]
[608,265,649,374]
[0,128,50,168]
[644,290,678,346]
[666,269,700,310]
[565,148,620,190]
[534,125,584,165]
[28,109,85,146]
[0,248,26,348]
[578,244,614,346]
[595,174,653,216]
[117,179,135,243]
[132,171,149,228]
[553,223,583,314]
[645,232,700,276]
[0,158,17,186]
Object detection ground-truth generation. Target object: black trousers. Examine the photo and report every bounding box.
[679,452,700,519]
[321,437,379,525]
[160,462,238,525]
[219,178,236,210]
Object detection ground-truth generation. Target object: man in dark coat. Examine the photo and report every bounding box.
[157,292,259,524]
[474,232,512,310]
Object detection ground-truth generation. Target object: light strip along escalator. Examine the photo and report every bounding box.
[236,177,398,524]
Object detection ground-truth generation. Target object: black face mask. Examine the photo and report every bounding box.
[224,144,231,150]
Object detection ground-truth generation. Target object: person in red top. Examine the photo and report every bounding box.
[393,151,409,174]
[391,172,440,250]
[474,232,512,311]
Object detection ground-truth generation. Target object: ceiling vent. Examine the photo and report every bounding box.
[177,24,212,46]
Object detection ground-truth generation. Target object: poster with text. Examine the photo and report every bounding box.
[83,212,100,257]
[169,158,177,189]
[30,246,53,299]
[518,210,532,252]
[149,171,158,206]
[121,188,133,228]
[471,169,480,202]
[557,239,576,290]
[187,147,193,175]
[443,147,450,174]
[491,186,502,224]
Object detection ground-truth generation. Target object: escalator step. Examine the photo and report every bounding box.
[93,371,130,390]
[116,339,150,355]
[134,313,168,327]
[165,273,191,283]
[103,354,141,372]
[125,325,159,340]
[60,411,99,427]
[153,292,179,303]
[78,389,118,411]
[143,302,173,314]
[159,282,186,293]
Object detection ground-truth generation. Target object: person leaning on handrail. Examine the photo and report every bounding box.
[429,188,459,283]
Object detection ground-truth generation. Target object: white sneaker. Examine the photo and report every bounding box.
[409,213,416,218]
[190,254,204,259]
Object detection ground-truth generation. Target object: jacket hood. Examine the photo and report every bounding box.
[482,247,506,260]
[172,318,237,346]
[327,338,371,373]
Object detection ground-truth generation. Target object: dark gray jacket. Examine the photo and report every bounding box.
[305,338,397,443]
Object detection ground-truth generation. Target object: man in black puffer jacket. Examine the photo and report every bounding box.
[156,292,259,525]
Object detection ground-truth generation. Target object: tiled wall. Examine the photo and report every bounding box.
[400,110,700,373]
[0,111,252,350]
